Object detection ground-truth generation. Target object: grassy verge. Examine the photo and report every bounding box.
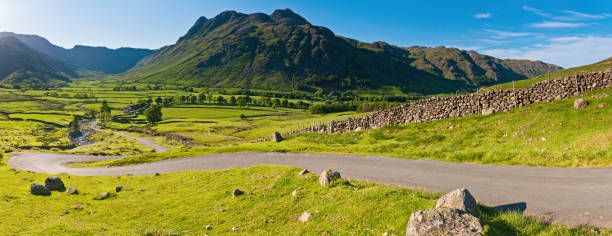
[63,132,155,156]
[0,161,605,235]
[486,57,612,90]
[79,88,611,168]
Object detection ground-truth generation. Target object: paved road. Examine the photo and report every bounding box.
[8,151,612,228]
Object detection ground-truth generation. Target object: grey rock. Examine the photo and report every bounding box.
[30,183,51,196]
[481,108,494,115]
[231,227,239,231]
[45,177,65,191]
[298,169,309,175]
[435,188,478,215]
[94,192,111,200]
[67,187,78,194]
[405,208,483,236]
[205,225,212,230]
[319,169,341,187]
[574,99,588,109]
[298,211,311,222]
[271,131,283,142]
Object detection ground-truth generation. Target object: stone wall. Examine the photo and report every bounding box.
[281,71,611,137]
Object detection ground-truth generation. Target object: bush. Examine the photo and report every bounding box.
[309,103,356,114]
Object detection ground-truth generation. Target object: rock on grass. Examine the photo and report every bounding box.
[406,208,482,236]
[45,177,65,191]
[435,188,478,215]
[30,183,51,196]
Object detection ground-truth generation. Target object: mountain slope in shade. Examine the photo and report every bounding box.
[0,37,71,88]
[0,32,154,75]
[125,9,562,94]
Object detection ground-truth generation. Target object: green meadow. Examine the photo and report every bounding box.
[0,161,606,235]
[82,87,611,168]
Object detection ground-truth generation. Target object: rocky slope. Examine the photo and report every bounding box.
[123,9,561,94]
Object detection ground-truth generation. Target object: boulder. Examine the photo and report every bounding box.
[30,183,51,196]
[298,211,311,222]
[115,186,130,192]
[435,188,478,215]
[405,208,483,236]
[298,169,309,175]
[291,189,299,198]
[574,99,588,109]
[205,225,212,230]
[481,108,494,115]
[45,177,65,191]
[94,192,111,200]
[67,187,78,194]
[271,132,283,142]
[70,205,83,210]
[232,188,244,197]
[598,103,607,108]
[319,169,341,187]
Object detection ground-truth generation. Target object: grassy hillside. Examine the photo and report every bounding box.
[0,32,154,75]
[0,37,72,89]
[487,57,612,90]
[122,9,560,94]
[0,162,605,235]
[88,87,611,168]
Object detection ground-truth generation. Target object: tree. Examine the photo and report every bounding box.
[217,96,226,104]
[100,100,112,123]
[70,115,80,132]
[237,96,247,108]
[230,96,237,105]
[155,97,162,104]
[145,104,163,124]
[198,92,206,103]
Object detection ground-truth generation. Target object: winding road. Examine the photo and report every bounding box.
[7,124,612,228]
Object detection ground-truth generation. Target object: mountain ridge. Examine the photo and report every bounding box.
[0,32,154,75]
[123,9,562,94]
[0,36,71,88]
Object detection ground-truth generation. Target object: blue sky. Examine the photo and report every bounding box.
[1,0,611,68]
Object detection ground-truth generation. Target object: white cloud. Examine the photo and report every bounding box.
[523,6,551,18]
[485,29,535,38]
[523,6,610,21]
[481,36,612,68]
[548,36,582,42]
[530,21,590,28]
[474,13,491,19]
[562,10,611,20]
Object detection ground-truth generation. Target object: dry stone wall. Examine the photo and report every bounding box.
[281,71,611,137]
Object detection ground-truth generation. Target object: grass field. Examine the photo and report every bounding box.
[0,120,69,152]
[0,161,605,235]
[63,132,155,156]
[84,87,611,168]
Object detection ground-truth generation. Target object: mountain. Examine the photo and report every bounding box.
[0,32,154,75]
[0,37,71,88]
[123,9,562,94]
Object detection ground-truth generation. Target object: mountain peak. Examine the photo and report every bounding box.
[270,8,309,25]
